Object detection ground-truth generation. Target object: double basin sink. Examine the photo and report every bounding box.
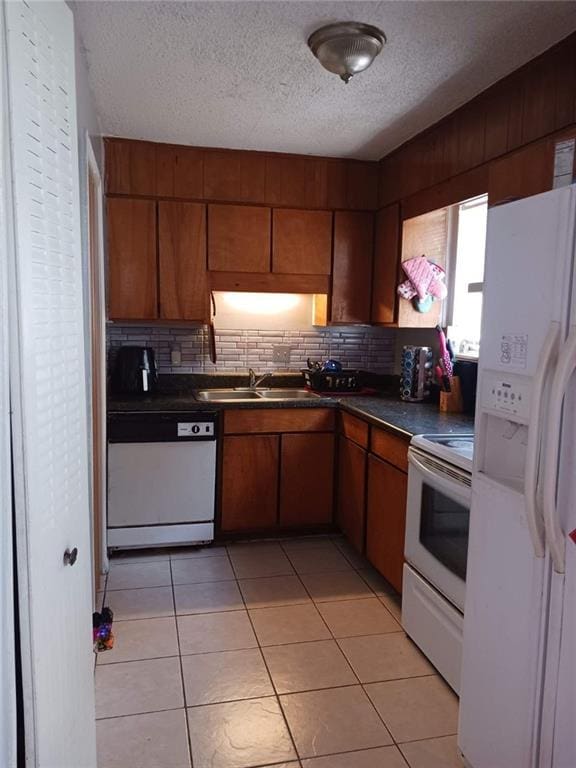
[194,388,321,403]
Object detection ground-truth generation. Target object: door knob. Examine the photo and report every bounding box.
[63,547,78,566]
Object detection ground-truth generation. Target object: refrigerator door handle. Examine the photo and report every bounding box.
[524,321,560,558]
[542,324,576,574]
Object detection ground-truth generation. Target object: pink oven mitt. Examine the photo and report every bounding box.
[400,255,447,300]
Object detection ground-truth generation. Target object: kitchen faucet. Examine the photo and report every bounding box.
[248,368,274,389]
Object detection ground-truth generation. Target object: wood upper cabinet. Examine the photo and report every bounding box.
[337,436,367,553]
[371,204,400,324]
[331,211,374,323]
[155,144,204,199]
[158,202,208,321]
[220,435,279,531]
[204,151,267,203]
[105,138,156,196]
[107,198,157,320]
[488,140,554,207]
[366,454,407,594]
[208,204,271,272]
[279,433,335,527]
[265,156,328,209]
[272,209,332,275]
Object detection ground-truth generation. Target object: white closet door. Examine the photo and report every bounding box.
[0,4,16,766]
[5,1,96,766]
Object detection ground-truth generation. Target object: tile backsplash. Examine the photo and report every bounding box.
[107,325,397,375]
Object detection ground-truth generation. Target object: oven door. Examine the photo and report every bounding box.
[405,447,471,611]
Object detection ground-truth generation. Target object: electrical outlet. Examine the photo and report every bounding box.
[171,346,182,366]
[273,345,292,364]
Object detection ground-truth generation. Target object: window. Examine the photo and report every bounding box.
[447,194,488,359]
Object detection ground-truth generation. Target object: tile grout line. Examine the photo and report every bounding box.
[276,541,405,760]
[231,547,303,766]
[281,538,413,755]
[169,557,195,768]
[104,543,455,765]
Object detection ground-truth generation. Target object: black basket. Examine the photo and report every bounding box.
[301,368,364,393]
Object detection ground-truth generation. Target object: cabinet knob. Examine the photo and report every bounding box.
[63,547,78,566]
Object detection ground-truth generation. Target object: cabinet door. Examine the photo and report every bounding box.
[366,454,407,593]
[105,138,156,196]
[279,433,335,527]
[221,435,279,531]
[371,204,400,324]
[488,140,554,207]
[272,209,332,275]
[204,151,267,204]
[158,201,208,321]
[107,198,157,320]
[155,144,204,199]
[331,211,374,323]
[337,437,367,553]
[208,204,271,272]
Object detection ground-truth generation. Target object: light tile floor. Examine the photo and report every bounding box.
[95,536,463,768]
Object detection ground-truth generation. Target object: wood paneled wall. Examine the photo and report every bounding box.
[105,138,379,211]
[378,32,576,209]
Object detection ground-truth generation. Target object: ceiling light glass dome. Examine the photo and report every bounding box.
[308,22,386,83]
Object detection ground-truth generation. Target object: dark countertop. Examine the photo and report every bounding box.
[340,397,474,438]
[108,390,474,439]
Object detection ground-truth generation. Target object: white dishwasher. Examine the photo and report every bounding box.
[107,411,217,549]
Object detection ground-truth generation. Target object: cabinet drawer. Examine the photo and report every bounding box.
[340,411,369,448]
[223,408,335,435]
[370,427,409,472]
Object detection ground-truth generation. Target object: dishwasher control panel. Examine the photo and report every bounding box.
[108,411,218,443]
[177,422,215,437]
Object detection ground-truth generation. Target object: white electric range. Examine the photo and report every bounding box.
[403,433,474,694]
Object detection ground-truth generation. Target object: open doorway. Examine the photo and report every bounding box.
[86,137,108,598]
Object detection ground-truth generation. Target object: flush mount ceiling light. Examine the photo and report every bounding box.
[308,22,386,84]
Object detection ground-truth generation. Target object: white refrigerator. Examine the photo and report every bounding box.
[459,185,576,768]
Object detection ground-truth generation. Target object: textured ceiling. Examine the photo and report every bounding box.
[72,1,576,160]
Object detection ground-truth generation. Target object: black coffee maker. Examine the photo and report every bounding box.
[111,346,158,396]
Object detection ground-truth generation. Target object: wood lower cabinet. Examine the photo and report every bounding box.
[337,436,367,553]
[220,435,279,531]
[279,433,335,526]
[158,201,208,321]
[331,211,374,323]
[107,197,157,320]
[219,410,335,533]
[208,204,271,273]
[272,208,332,275]
[366,454,408,593]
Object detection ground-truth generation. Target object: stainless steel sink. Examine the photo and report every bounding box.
[257,389,320,400]
[194,390,262,402]
[194,388,320,402]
